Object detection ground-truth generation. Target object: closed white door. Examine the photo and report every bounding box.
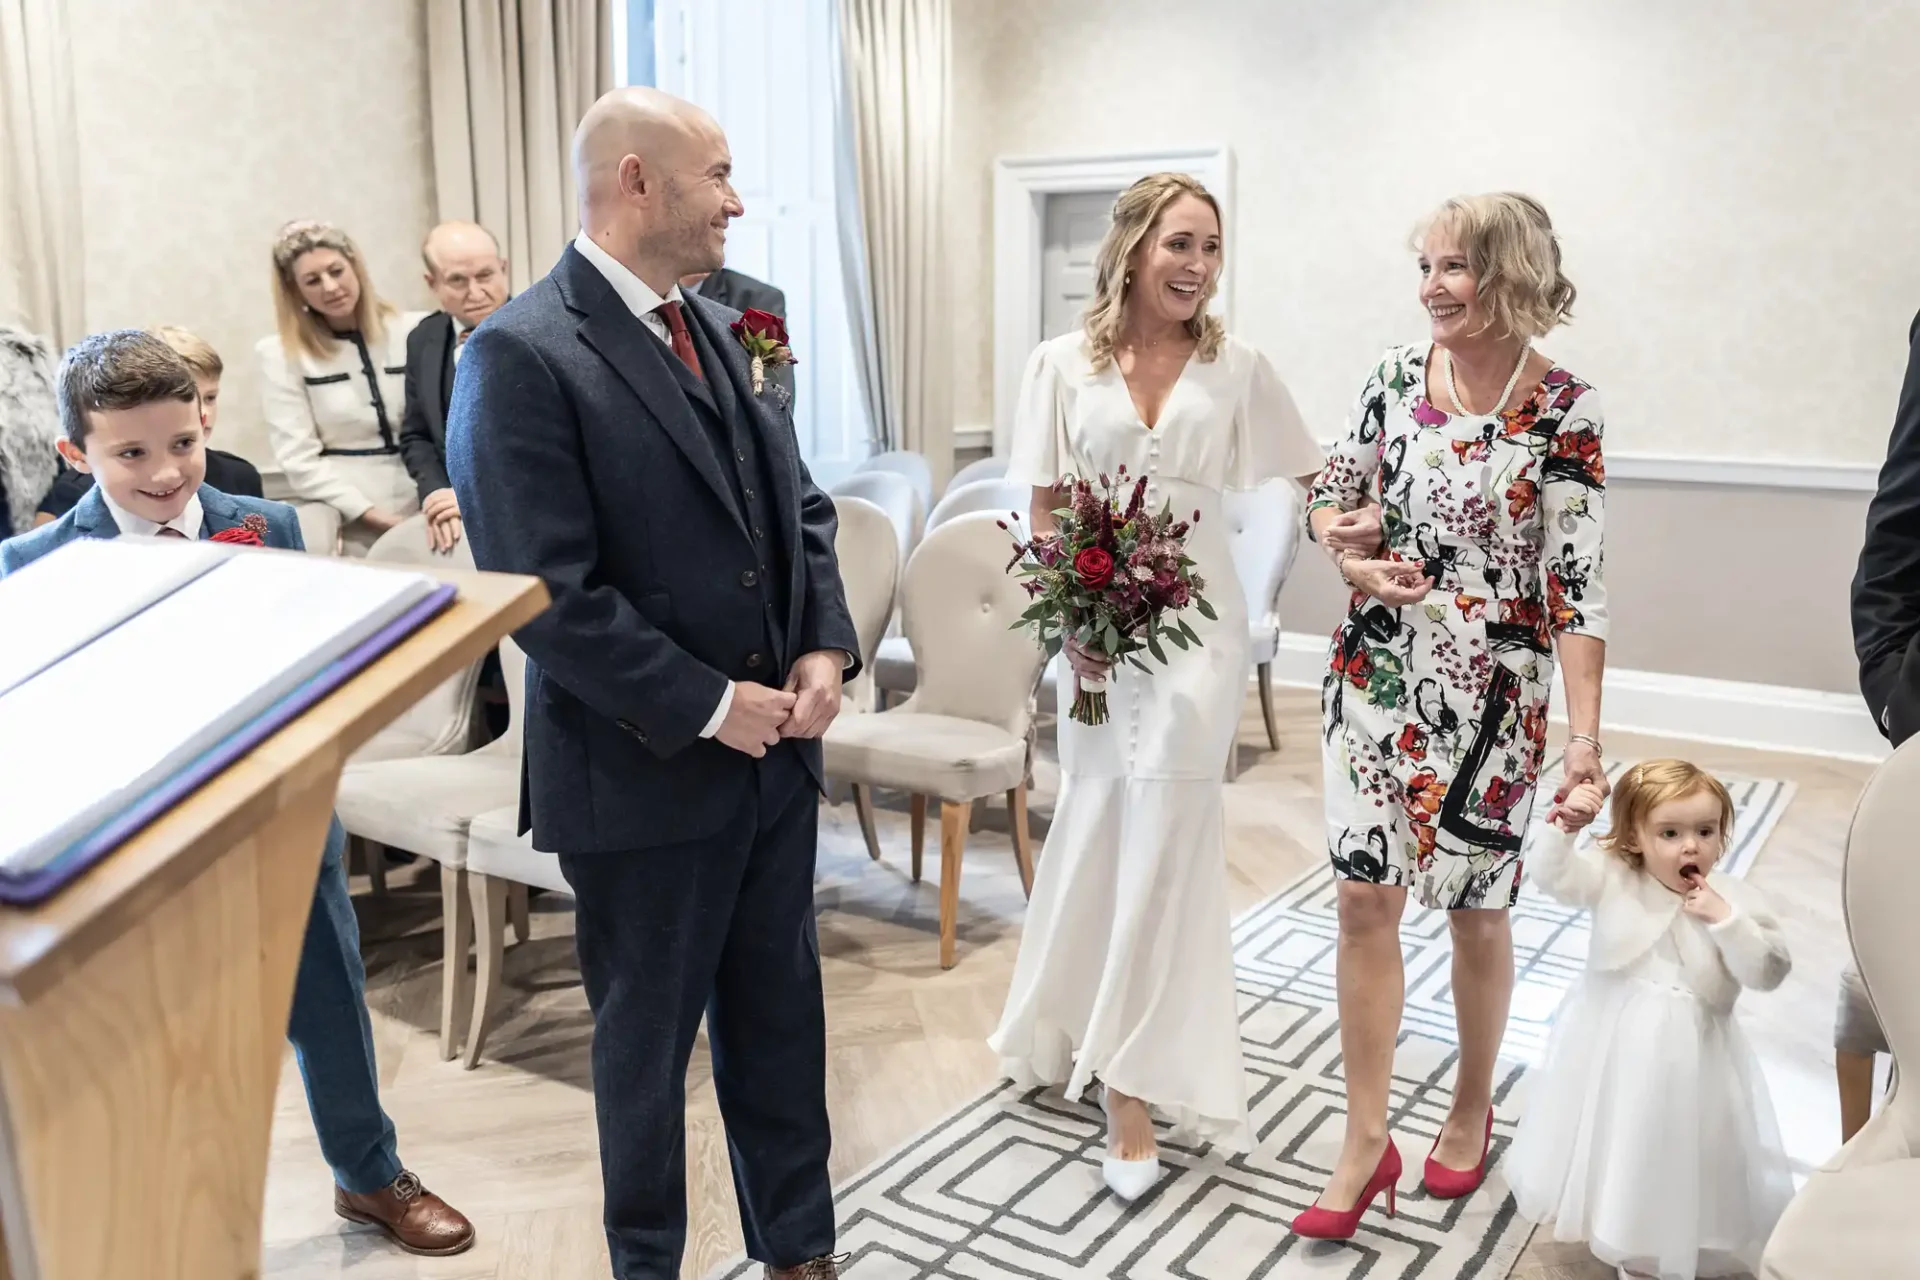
[1040,190,1116,340]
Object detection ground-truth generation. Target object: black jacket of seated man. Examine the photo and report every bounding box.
[690,267,795,405]
[399,311,463,502]
[1852,308,1920,744]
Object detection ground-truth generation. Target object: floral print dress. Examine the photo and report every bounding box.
[1307,345,1607,910]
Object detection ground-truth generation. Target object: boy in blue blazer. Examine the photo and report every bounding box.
[0,331,474,1256]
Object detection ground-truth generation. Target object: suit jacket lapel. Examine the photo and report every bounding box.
[426,313,453,431]
[198,486,241,537]
[562,250,744,534]
[685,294,806,614]
[70,486,117,539]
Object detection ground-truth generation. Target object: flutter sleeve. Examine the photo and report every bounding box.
[1005,342,1072,488]
[1228,348,1324,489]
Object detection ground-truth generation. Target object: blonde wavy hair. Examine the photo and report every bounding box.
[269,220,395,360]
[1414,193,1576,342]
[1596,759,1735,870]
[1083,173,1225,372]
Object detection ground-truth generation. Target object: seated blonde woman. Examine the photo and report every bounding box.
[258,220,425,555]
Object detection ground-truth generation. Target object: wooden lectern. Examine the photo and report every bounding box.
[0,564,546,1280]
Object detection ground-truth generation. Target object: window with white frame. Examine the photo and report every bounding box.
[614,0,871,485]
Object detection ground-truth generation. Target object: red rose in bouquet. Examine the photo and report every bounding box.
[1004,467,1214,725]
[1073,547,1114,589]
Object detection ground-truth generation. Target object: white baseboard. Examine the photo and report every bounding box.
[1266,631,1887,763]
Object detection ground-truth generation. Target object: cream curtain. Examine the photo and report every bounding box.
[0,0,84,347]
[427,0,614,294]
[834,0,952,478]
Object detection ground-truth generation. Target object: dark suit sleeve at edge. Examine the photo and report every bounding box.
[399,323,453,500]
[447,323,730,754]
[794,452,862,680]
[1851,310,1920,734]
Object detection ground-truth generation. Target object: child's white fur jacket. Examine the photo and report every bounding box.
[1529,823,1791,1015]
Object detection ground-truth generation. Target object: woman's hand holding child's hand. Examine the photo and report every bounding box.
[1547,781,1606,833]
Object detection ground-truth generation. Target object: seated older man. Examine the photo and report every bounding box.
[401,221,511,552]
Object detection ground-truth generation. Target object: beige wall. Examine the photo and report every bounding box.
[68,0,438,471]
[1278,480,1870,695]
[951,0,1920,463]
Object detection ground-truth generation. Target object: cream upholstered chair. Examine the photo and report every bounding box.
[873,478,1030,700]
[1221,478,1304,779]
[461,804,570,1069]
[335,637,527,1059]
[344,515,489,893]
[350,515,487,765]
[946,453,1009,495]
[293,500,343,557]
[856,448,934,518]
[826,512,1047,968]
[831,493,904,724]
[1760,737,1920,1279]
[829,469,920,569]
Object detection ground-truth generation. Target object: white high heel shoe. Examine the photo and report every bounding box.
[1100,1088,1161,1201]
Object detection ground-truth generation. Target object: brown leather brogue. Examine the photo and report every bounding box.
[765,1256,846,1279]
[333,1170,476,1256]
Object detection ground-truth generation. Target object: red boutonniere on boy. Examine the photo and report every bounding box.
[729,308,797,397]
[209,512,271,547]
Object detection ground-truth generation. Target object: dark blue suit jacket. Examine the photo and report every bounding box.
[0,483,303,572]
[447,245,859,854]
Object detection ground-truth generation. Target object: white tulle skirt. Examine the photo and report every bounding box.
[987,773,1251,1151]
[1507,970,1794,1280]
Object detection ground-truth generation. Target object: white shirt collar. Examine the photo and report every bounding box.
[572,232,686,323]
[100,486,204,540]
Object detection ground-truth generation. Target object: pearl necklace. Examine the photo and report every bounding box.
[1444,341,1532,417]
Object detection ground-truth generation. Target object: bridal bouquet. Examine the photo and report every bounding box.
[1004,467,1214,725]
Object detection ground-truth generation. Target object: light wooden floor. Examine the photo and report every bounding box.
[260,686,1873,1279]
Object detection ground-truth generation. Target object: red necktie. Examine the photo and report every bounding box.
[655,301,704,382]
[155,527,188,539]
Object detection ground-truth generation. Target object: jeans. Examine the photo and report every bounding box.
[285,816,403,1194]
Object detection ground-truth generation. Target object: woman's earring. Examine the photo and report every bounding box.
[1123,271,1133,288]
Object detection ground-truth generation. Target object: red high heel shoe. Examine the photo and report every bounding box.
[1291,1139,1402,1240]
[1422,1108,1493,1199]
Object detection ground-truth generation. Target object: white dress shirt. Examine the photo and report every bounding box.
[572,232,736,739]
[451,317,475,367]
[100,487,204,541]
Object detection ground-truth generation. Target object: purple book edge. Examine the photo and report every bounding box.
[0,582,461,907]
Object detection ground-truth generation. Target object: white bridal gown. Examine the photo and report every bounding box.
[988,330,1322,1148]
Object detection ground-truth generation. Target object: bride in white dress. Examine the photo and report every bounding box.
[988,173,1324,1199]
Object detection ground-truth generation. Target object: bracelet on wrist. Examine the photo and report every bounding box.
[1568,732,1602,755]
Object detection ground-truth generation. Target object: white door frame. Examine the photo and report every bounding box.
[991,146,1234,454]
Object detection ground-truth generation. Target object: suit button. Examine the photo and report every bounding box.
[736,449,747,461]
[746,652,765,670]
[745,488,755,501]
[741,569,758,587]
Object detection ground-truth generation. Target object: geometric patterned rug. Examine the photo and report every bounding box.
[708,770,1793,1279]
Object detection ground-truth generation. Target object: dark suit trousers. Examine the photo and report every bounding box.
[558,743,833,1279]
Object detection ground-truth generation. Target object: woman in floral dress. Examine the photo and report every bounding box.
[1293,193,1609,1238]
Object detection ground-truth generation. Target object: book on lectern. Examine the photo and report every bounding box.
[0,539,457,904]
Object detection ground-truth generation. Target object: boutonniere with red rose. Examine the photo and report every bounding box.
[210,512,271,547]
[730,308,797,396]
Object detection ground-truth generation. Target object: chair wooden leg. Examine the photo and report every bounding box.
[1008,785,1035,899]
[853,784,883,862]
[360,836,387,897]
[464,872,509,1070]
[438,864,473,1061]
[508,881,530,944]
[1258,660,1280,751]
[939,800,972,970]
[910,794,929,882]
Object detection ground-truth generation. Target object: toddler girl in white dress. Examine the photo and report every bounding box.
[1509,759,1795,1280]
